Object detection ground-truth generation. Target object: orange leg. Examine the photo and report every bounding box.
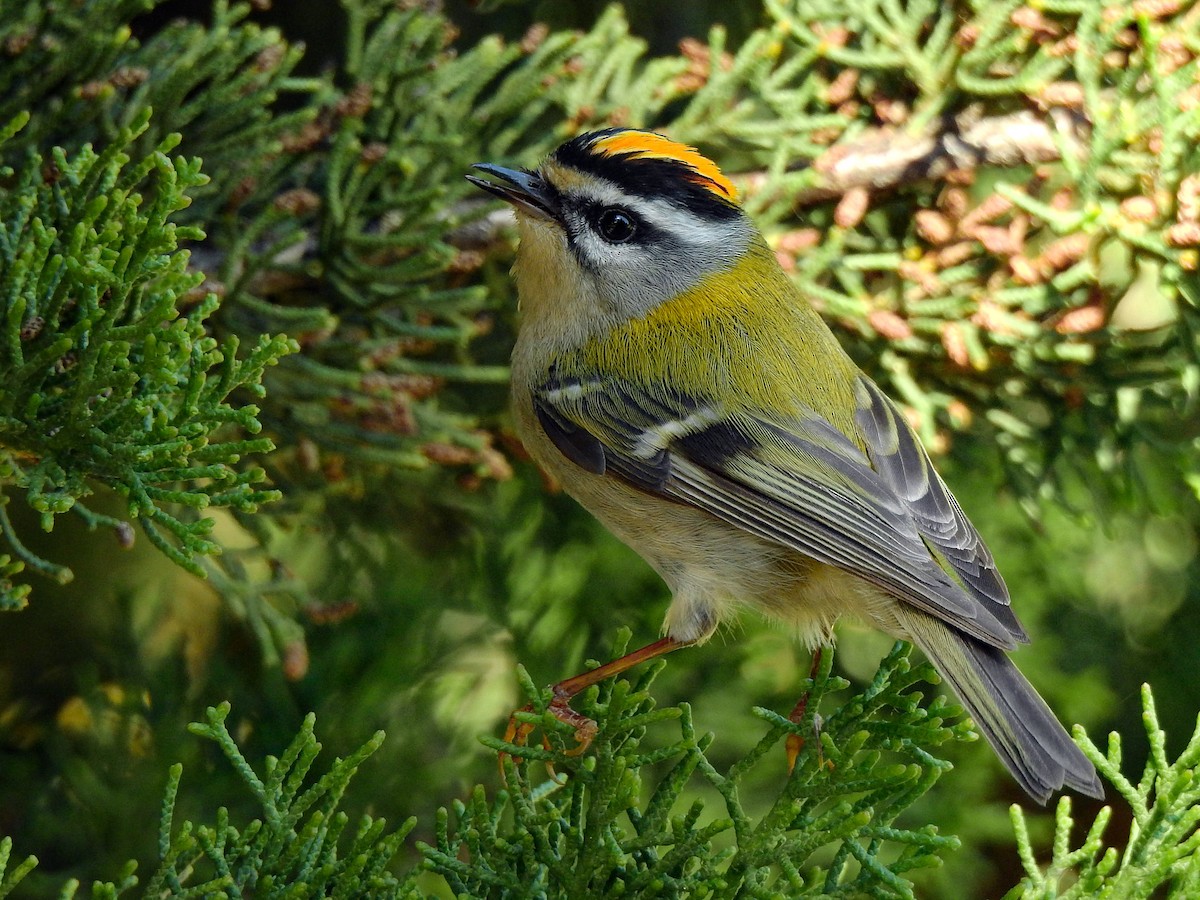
[785,648,825,773]
[504,637,687,761]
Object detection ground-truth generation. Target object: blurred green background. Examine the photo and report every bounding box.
[2,1,1198,897]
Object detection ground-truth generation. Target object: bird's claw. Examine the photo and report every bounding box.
[496,637,686,781]
[784,650,833,775]
[785,731,805,774]
[498,692,599,780]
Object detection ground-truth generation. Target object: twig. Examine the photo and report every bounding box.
[446,206,518,250]
[785,108,1088,204]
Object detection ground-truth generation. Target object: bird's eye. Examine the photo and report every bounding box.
[596,208,637,243]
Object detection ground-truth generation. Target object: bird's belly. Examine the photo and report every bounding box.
[539,448,862,647]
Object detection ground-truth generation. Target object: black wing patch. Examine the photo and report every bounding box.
[535,399,607,475]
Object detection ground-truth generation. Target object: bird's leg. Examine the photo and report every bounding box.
[504,636,687,758]
[785,648,826,773]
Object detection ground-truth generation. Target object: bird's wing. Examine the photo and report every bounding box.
[533,368,1025,649]
[850,377,1025,642]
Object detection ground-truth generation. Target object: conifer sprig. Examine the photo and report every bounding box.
[1,656,1195,898]
[430,634,969,899]
[0,110,294,607]
[1009,684,1200,898]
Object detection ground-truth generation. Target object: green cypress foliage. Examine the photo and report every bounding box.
[428,638,969,898]
[1009,685,1200,899]
[3,650,1198,897]
[0,109,293,609]
[0,643,972,898]
[1,1,1198,897]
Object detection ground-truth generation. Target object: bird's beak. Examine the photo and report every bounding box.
[466,164,560,224]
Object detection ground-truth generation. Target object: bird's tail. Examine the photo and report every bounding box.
[900,611,1103,804]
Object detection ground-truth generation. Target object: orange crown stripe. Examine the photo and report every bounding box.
[591,131,738,201]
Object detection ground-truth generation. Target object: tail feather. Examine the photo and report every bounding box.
[902,612,1103,804]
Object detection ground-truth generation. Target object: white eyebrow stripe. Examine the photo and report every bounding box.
[632,405,724,458]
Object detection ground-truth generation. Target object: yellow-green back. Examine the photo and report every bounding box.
[563,239,862,443]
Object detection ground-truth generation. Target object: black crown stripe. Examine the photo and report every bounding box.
[552,130,741,222]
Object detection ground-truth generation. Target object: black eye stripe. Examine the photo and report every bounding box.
[577,202,658,245]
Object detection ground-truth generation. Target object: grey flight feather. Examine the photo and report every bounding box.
[852,377,1027,644]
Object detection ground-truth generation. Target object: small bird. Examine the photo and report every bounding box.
[467,128,1102,804]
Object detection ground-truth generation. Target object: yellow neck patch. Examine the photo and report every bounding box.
[590,131,738,202]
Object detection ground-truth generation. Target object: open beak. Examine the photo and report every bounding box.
[466,164,560,223]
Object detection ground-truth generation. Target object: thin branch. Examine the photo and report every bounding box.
[786,108,1089,204]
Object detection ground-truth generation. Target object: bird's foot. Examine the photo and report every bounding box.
[498,636,686,779]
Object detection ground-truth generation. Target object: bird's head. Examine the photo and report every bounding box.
[468,129,756,339]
